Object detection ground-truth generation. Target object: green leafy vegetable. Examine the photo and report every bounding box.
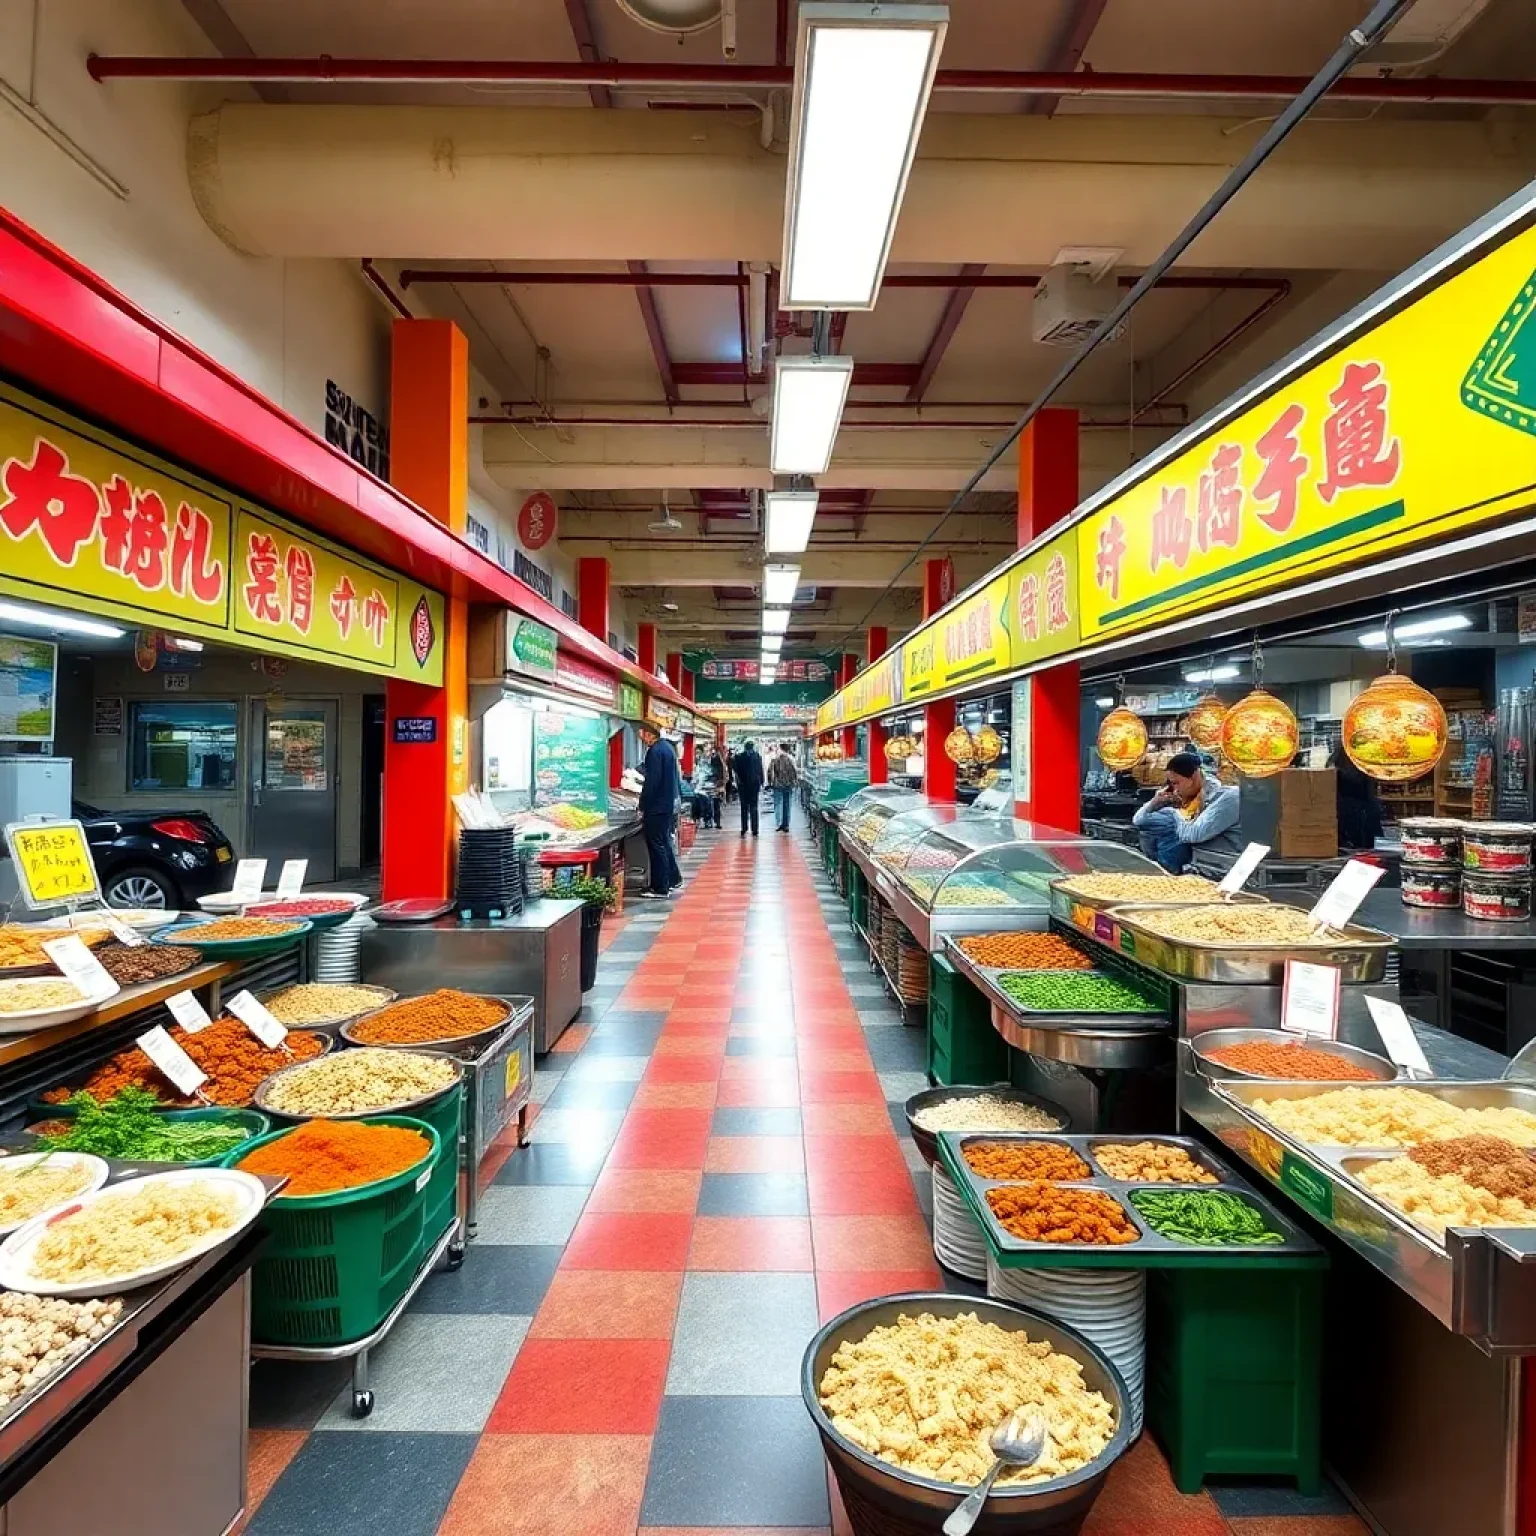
[36,1089,251,1163]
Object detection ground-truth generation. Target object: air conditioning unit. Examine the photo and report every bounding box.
[1031,264,1125,348]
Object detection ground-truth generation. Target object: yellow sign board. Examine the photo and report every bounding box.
[1076,222,1536,640]
[5,821,99,907]
[0,383,445,686]
[903,572,1012,701]
[845,651,901,724]
[1008,537,1080,668]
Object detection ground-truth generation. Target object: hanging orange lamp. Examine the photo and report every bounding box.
[944,727,977,765]
[1183,694,1228,753]
[1096,706,1148,772]
[1341,619,1448,782]
[1220,687,1298,778]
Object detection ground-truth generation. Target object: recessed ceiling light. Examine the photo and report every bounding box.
[764,489,819,554]
[762,608,792,635]
[762,564,801,607]
[1357,612,1470,647]
[0,600,124,639]
[770,356,853,475]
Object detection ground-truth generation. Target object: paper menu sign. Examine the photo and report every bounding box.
[165,989,213,1034]
[1218,843,1270,896]
[1308,859,1386,931]
[1281,960,1341,1038]
[1366,996,1432,1076]
[136,1026,207,1097]
[276,860,307,898]
[227,989,288,1050]
[40,936,115,1000]
[231,859,267,901]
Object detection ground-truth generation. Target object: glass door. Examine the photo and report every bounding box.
[247,699,338,883]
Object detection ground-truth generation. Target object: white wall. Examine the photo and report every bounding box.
[0,0,389,441]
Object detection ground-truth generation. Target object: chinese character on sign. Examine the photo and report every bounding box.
[1149,485,1193,571]
[360,588,390,648]
[1017,573,1040,643]
[1095,516,1127,600]
[1318,361,1401,503]
[243,532,282,623]
[99,477,170,591]
[0,439,100,566]
[1254,403,1309,534]
[169,504,225,603]
[284,545,316,634]
[330,575,357,639]
[1044,553,1071,633]
[1196,443,1242,552]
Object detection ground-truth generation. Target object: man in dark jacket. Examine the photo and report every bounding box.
[732,740,764,838]
[638,725,683,897]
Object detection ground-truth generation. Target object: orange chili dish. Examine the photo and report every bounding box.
[237,1119,433,1196]
[956,933,1094,971]
[1205,1040,1376,1082]
[348,989,508,1045]
[962,1140,1090,1182]
[984,1182,1140,1245]
[43,1017,325,1107]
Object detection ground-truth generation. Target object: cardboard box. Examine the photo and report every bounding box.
[1237,769,1338,859]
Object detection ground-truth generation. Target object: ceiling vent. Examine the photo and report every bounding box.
[1031,263,1126,348]
[615,0,736,57]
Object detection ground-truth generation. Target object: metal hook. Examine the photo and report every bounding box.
[1384,609,1399,673]
[1250,634,1265,688]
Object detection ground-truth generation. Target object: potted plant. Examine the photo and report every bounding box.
[563,874,616,992]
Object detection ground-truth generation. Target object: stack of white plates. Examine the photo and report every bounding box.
[314,913,373,983]
[987,1258,1146,1438]
[932,1164,989,1281]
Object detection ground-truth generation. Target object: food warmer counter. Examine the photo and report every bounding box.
[837,784,928,863]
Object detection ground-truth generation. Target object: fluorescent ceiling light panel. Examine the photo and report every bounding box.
[1357,612,1471,646]
[1095,697,1115,708]
[761,607,792,634]
[782,2,948,310]
[764,489,819,554]
[1183,664,1240,683]
[770,356,854,475]
[0,600,124,639]
[761,633,786,654]
[762,563,802,607]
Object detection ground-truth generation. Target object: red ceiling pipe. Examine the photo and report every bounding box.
[403,269,1288,291]
[466,413,1185,429]
[84,55,1536,105]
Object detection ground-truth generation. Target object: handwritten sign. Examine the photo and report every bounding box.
[41,935,115,999]
[276,860,307,898]
[1218,843,1270,896]
[165,989,213,1033]
[135,1026,207,1098]
[231,859,267,902]
[227,989,288,1049]
[1366,996,1432,1076]
[1281,961,1341,1038]
[5,820,99,908]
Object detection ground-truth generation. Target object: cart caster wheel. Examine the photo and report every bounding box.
[351,1390,375,1418]
[446,1241,466,1271]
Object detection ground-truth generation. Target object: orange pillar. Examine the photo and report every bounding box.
[866,626,889,785]
[1016,409,1080,830]
[577,556,609,643]
[922,561,956,802]
[638,623,657,677]
[383,319,469,901]
[838,653,858,760]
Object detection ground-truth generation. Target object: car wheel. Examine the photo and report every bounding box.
[104,867,178,910]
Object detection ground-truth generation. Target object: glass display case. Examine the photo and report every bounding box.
[841,785,928,851]
[807,764,869,817]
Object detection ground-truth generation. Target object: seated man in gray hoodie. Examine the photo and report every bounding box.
[1131,750,1242,873]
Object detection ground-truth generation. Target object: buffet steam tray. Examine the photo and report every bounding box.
[940,939,1171,1028]
[1047,880,1264,928]
[935,1130,1319,1270]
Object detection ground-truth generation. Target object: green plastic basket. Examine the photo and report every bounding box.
[410,1083,463,1245]
[225,1115,441,1347]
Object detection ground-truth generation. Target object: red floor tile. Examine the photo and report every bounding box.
[239,1430,307,1531]
[688,1215,814,1271]
[646,1053,728,1083]
[717,1077,803,1108]
[798,1049,874,1073]
[815,1270,942,1322]
[561,1212,694,1270]
[811,1213,935,1271]
[1080,1439,1227,1535]
[801,1102,898,1136]
[632,1080,719,1110]
[799,1071,886,1104]
[607,1108,713,1169]
[529,1269,684,1339]
[721,1056,800,1082]
[807,1160,921,1215]
[1224,1521,1371,1536]
[653,1034,728,1057]
[804,1134,910,1176]
[549,1024,592,1054]
[489,1338,672,1433]
[668,1006,734,1025]
[587,1169,703,1214]
[705,1134,804,1173]
[439,1434,651,1535]
[660,1017,732,1038]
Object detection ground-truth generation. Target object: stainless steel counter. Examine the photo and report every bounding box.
[1353,887,1536,948]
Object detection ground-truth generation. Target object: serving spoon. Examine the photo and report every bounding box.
[942,1407,1047,1536]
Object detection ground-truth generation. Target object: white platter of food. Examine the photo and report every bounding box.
[0,977,120,1033]
[0,1153,111,1236]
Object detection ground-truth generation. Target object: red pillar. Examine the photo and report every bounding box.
[838,652,858,760]
[921,562,956,802]
[866,625,890,785]
[609,729,625,790]
[638,623,657,678]
[1016,409,1080,830]
[577,556,610,643]
[682,670,695,702]
[665,651,683,691]
[681,670,696,778]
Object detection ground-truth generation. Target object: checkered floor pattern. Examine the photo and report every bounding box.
[241,816,1369,1535]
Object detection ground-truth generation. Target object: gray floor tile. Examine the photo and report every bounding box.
[600,1008,669,1028]
[413,1242,563,1316]
[900,1139,928,1176]
[880,1070,932,1104]
[250,1359,352,1430]
[868,1029,929,1071]
[529,1067,565,1105]
[712,1106,803,1136]
[494,1141,608,1185]
[473,1184,590,1245]
[315,1314,531,1432]
[724,1034,797,1057]
[247,1431,478,1536]
[641,1396,831,1526]
[545,1076,639,1112]
[697,1172,809,1216]
[666,1272,819,1395]
[560,1054,651,1082]
[1208,1480,1352,1517]
[528,1106,627,1146]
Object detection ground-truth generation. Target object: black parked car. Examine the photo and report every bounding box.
[73,800,236,910]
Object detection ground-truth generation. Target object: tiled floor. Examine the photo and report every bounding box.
[244,817,1369,1535]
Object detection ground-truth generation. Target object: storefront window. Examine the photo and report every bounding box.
[129,702,238,791]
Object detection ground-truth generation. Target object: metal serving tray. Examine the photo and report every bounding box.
[936,1130,1318,1269]
[1190,1027,1397,1083]
[1047,879,1260,928]
[1105,906,1392,985]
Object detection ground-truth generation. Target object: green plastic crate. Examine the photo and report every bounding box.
[927,952,1005,1086]
[413,1082,464,1245]
[1146,1263,1325,1494]
[227,1114,441,1347]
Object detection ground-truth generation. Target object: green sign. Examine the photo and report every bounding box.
[618,681,644,720]
[1279,1152,1334,1222]
[1462,266,1536,437]
[533,710,609,813]
[506,615,557,682]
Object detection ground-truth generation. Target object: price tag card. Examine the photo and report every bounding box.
[1366,996,1433,1076]
[227,989,288,1049]
[41,936,116,999]
[136,1026,207,1097]
[1218,842,1270,896]
[165,989,213,1034]
[231,859,267,902]
[4,820,100,909]
[276,860,307,899]
[1281,960,1341,1038]
[1308,858,1386,931]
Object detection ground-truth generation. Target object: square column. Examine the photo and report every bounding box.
[638,623,657,677]
[866,626,889,785]
[577,556,610,642]
[922,561,955,802]
[838,653,858,760]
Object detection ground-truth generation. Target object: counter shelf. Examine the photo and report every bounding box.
[934,1130,1321,1270]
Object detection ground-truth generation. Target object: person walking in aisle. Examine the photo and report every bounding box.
[702,744,726,829]
[732,739,764,838]
[766,741,798,832]
[638,723,684,897]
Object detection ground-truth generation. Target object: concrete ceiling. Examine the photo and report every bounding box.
[164,0,1536,662]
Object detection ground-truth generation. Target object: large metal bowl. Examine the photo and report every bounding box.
[803,1293,1131,1536]
[1190,1027,1397,1083]
[338,993,519,1057]
[904,1086,1074,1171]
[252,1047,463,1122]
